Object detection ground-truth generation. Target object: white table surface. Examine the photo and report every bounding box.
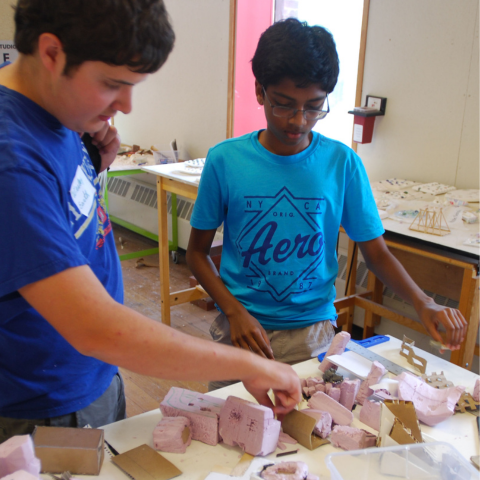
[84,336,479,480]
[141,163,201,187]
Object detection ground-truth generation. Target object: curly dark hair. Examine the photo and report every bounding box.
[14,0,175,74]
[252,18,339,93]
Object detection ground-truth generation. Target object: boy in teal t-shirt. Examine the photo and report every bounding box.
[188,18,466,390]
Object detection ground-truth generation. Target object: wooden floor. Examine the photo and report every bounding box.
[111,223,219,418]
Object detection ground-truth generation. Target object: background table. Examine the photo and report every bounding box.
[141,164,206,326]
[91,336,479,480]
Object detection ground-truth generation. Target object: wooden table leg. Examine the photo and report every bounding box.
[363,271,384,338]
[450,269,479,369]
[157,178,171,326]
[342,239,358,333]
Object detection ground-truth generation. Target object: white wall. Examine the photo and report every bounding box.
[114,0,231,160]
[358,0,479,189]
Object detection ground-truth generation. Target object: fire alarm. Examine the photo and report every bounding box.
[348,96,387,144]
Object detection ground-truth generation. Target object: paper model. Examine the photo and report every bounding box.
[160,387,225,446]
[0,436,40,478]
[330,426,376,451]
[307,392,353,426]
[378,400,423,448]
[359,399,382,431]
[300,409,332,438]
[473,378,480,402]
[356,361,386,405]
[281,410,330,450]
[318,332,350,372]
[339,379,361,411]
[218,396,280,456]
[396,372,465,426]
[259,461,319,480]
[153,416,192,454]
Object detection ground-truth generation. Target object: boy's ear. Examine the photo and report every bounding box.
[37,33,67,76]
[255,80,264,105]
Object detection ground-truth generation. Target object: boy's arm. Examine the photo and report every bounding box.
[358,236,467,350]
[19,265,300,414]
[186,227,274,359]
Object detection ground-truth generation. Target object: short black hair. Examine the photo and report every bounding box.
[14,0,175,75]
[252,18,339,93]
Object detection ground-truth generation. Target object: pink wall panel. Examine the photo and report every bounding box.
[233,0,273,138]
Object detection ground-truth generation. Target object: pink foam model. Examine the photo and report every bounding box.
[327,386,341,403]
[277,431,297,450]
[339,379,361,411]
[160,387,225,446]
[396,372,465,426]
[307,392,353,426]
[330,426,375,451]
[301,409,332,438]
[473,378,480,402]
[318,332,351,372]
[356,361,386,405]
[0,471,39,480]
[153,416,192,454]
[219,396,280,456]
[0,436,40,478]
[359,400,381,431]
[260,462,319,480]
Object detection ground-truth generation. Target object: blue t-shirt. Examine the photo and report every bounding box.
[0,83,123,418]
[191,131,384,330]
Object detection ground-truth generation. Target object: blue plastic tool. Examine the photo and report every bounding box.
[317,334,390,362]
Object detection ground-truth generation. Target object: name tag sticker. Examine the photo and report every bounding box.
[70,165,96,216]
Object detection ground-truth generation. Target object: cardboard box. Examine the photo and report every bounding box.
[33,426,104,475]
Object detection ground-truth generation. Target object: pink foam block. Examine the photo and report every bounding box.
[160,387,225,446]
[359,400,381,431]
[301,409,332,438]
[327,386,341,403]
[219,396,280,456]
[396,372,465,426]
[339,379,361,411]
[261,462,318,480]
[319,332,351,372]
[356,361,386,405]
[473,378,480,402]
[330,426,375,451]
[153,416,192,454]
[0,436,40,478]
[307,392,353,426]
[0,470,39,480]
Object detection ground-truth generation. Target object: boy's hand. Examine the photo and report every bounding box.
[417,298,467,351]
[88,122,120,172]
[242,361,301,415]
[228,311,274,359]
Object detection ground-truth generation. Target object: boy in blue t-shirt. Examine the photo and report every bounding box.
[187,19,466,389]
[0,0,302,442]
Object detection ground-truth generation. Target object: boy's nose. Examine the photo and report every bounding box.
[289,110,307,126]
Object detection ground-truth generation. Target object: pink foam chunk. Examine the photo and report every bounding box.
[328,387,341,403]
[278,432,297,445]
[396,372,465,426]
[301,409,332,438]
[319,332,351,372]
[219,396,280,456]
[307,392,353,426]
[153,416,192,454]
[0,470,39,480]
[356,361,386,405]
[160,387,225,446]
[359,400,381,431]
[339,379,361,411]
[330,426,372,451]
[473,378,480,402]
[0,436,40,478]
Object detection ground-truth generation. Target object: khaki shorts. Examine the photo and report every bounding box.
[208,313,335,391]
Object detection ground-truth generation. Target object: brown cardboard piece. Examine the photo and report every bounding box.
[281,410,330,450]
[112,444,182,480]
[33,426,104,475]
[378,400,423,447]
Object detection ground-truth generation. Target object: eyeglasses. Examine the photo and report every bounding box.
[262,87,329,120]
